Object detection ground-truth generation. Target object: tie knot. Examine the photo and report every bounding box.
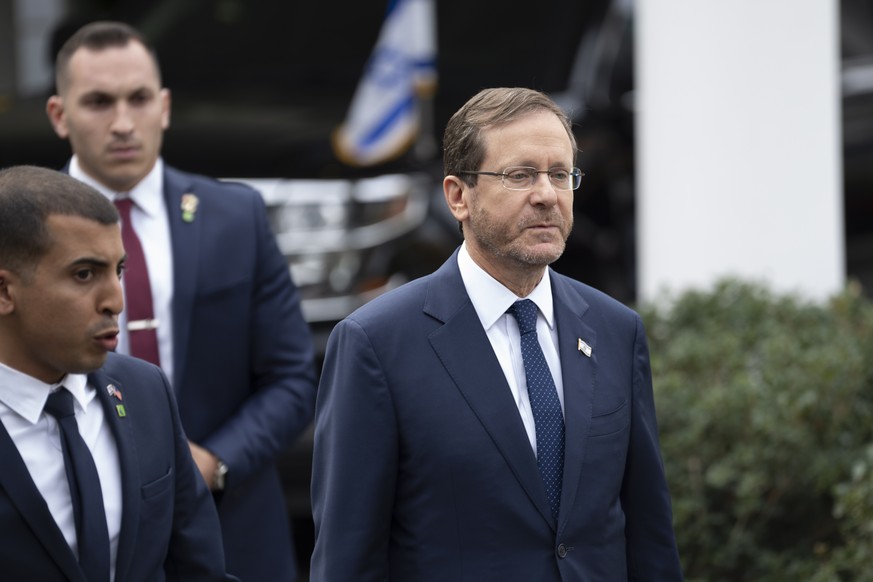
[44,388,76,419]
[509,299,539,334]
[113,197,134,220]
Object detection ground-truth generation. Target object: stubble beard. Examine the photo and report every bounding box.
[467,202,572,268]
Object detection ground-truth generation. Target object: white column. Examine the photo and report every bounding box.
[636,0,844,302]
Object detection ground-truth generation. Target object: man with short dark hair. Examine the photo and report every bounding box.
[0,164,237,582]
[46,21,317,581]
[311,87,683,580]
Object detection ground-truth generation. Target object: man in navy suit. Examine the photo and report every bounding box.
[0,165,236,581]
[311,87,683,580]
[46,21,317,581]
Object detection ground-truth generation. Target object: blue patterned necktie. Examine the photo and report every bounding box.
[509,299,565,521]
[44,388,110,582]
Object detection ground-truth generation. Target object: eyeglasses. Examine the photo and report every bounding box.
[459,166,584,191]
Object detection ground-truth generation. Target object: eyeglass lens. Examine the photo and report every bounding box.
[503,167,581,191]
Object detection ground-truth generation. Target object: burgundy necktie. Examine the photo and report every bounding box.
[114,198,161,366]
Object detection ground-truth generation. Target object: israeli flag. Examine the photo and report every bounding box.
[333,0,437,166]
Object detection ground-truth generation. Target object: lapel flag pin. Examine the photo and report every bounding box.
[107,384,126,416]
[106,384,123,401]
[577,338,592,357]
[181,193,199,223]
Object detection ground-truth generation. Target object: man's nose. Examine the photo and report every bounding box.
[110,104,135,135]
[529,173,559,205]
[102,275,125,316]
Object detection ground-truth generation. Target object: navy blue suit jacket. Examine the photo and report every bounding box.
[0,353,236,582]
[311,250,683,581]
[160,165,317,581]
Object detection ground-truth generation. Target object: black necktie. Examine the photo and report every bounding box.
[44,388,110,582]
[509,299,565,521]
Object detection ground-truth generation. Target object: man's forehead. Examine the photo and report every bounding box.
[67,42,160,88]
[44,214,123,256]
[480,112,573,164]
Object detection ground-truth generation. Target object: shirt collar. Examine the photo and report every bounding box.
[70,155,164,218]
[0,363,93,424]
[457,242,555,331]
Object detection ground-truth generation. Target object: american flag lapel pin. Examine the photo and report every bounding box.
[577,338,592,357]
[106,384,126,417]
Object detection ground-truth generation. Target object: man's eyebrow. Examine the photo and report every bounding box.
[79,89,111,97]
[67,257,111,269]
[78,86,153,100]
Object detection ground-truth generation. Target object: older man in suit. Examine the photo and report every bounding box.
[311,87,683,580]
[45,21,317,581]
[0,165,235,581]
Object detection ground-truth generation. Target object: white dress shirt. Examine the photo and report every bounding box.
[70,157,175,383]
[456,243,566,456]
[0,363,123,580]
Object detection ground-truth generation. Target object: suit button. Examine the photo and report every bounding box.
[557,543,568,559]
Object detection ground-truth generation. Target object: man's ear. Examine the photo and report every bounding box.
[46,95,69,139]
[443,175,470,223]
[0,270,17,316]
[161,88,171,130]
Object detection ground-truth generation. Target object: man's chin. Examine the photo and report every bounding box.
[514,242,566,267]
[72,352,109,375]
[100,162,147,191]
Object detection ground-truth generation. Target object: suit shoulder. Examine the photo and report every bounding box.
[164,165,262,201]
[99,353,172,396]
[97,354,178,412]
[552,270,641,322]
[343,273,432,329]
[101,352,162,377]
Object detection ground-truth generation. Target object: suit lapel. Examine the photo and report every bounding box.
[425,254,556,529]
[163,167,201,390]
[549,273,598,534]
[0,409,85,581]
[89,369,140,582]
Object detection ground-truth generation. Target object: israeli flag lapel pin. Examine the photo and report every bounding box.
[577,338,592,357]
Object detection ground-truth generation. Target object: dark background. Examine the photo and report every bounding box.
[1,0,637,302]
[3,1,872,301]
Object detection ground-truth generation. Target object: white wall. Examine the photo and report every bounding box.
[636,0,844,302]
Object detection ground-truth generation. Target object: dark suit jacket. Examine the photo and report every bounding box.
[311,250,683,581]
[0,353,236,582]
[161,165,317,581]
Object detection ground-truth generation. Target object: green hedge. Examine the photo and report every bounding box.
[639,280,873,581]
